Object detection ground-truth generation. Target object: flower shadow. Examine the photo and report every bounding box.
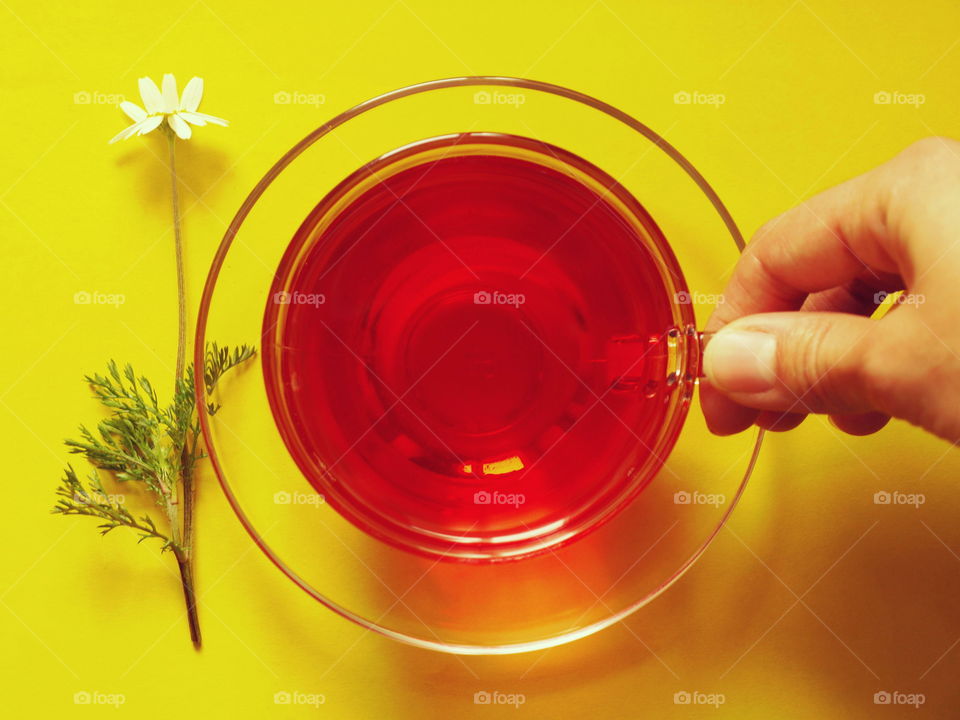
[112,130,233,219]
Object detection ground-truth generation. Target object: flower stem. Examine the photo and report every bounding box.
[167,128,187,383]
[175,550,202,649]
[166,126,200,649]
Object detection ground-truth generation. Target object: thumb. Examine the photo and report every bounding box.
[702,311,888,415]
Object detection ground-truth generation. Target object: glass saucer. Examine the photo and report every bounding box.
[195,76,762,655]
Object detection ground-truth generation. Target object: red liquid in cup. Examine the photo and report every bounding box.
[263,134,694,561]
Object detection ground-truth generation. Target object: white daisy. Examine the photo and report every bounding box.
[109,74,228,144]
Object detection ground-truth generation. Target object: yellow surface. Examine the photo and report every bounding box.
[2,1,960,717]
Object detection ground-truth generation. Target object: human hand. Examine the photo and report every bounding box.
[701,137,960,443]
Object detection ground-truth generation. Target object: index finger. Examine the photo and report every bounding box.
[707,169,900,332]
[708,137,960,332]
[698,138,960,436]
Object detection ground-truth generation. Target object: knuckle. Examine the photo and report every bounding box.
[857,320,957,424]
[859,329,910,413]
[777,320,834,407]
[781,320,881,413]
[895,137,960,178]
[872,137,960,254]
[910,346,960,439]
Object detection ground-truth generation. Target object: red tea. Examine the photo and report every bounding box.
[263,133,692,561]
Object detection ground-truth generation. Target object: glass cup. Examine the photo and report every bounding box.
[196,77,763,654]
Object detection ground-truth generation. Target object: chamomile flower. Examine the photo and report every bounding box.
[109,73,228,144]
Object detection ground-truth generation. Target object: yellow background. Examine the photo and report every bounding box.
[3,1,960,717]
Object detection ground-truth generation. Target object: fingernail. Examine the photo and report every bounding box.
[703,329,777,393]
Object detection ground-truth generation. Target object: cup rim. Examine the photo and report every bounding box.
[194,75,762,655]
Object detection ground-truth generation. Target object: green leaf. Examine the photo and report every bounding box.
[54,343,255,553]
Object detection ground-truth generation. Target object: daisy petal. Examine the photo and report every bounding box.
[178,111,207,127]
[119,101,147,122]
[138,77,163,114]
[190,112,229,127]
[168,113,192,140]
[161,73,178,114]
[180,77,203,112]
[108,122,143,144]
[136,115,163,136]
